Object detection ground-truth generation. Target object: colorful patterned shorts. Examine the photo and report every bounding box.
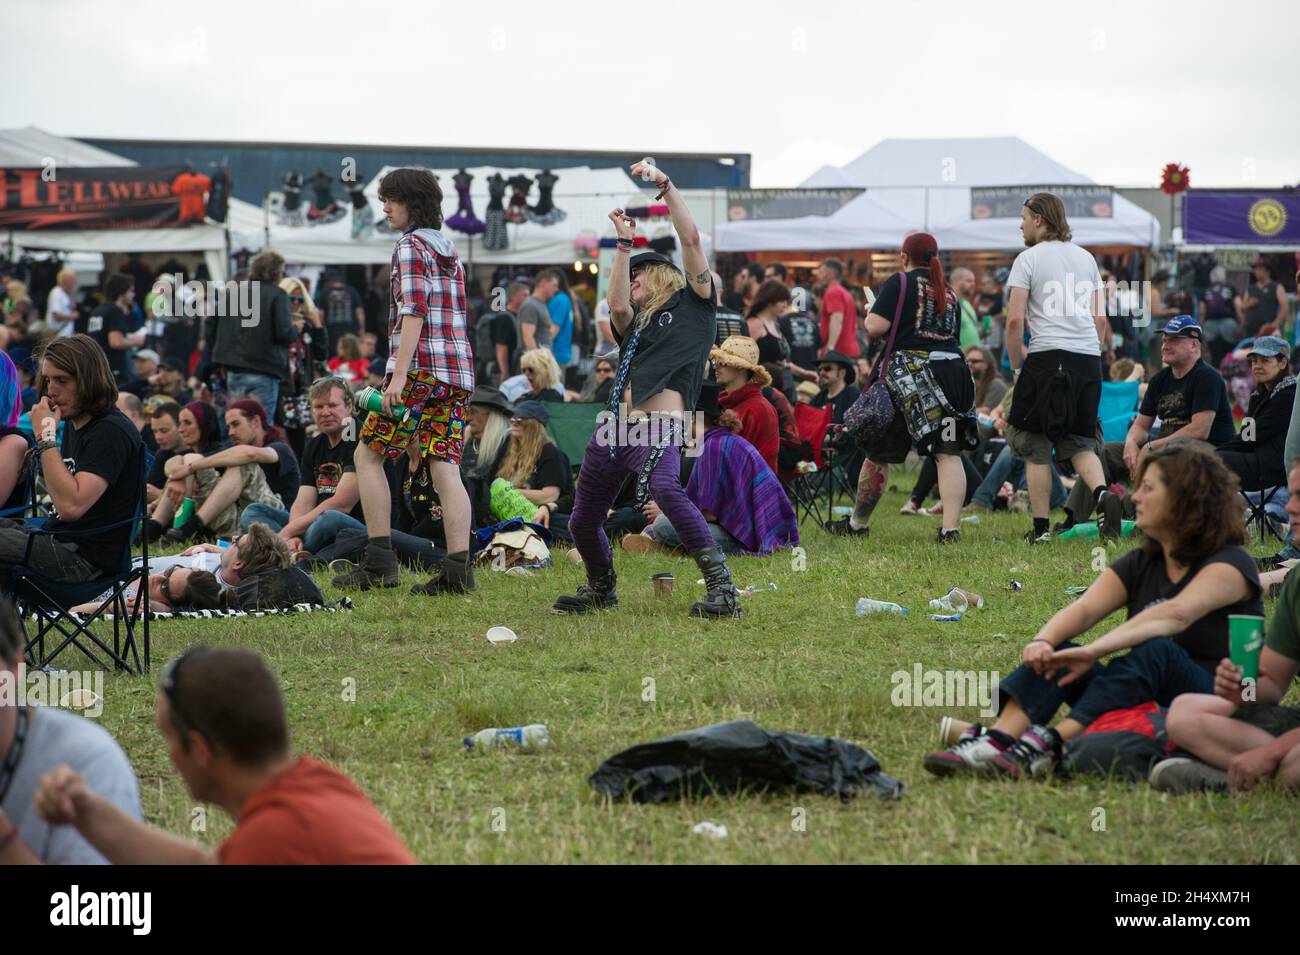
[359,370,469,464]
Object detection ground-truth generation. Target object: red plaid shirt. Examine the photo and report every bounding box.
[387,229,475,393]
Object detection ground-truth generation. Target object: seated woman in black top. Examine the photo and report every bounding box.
[924,439,1262,779]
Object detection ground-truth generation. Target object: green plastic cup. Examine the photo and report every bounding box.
[1228,614,1265,681]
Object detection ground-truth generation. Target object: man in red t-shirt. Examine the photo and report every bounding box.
[817,258,859,358]
[34,647,415,864]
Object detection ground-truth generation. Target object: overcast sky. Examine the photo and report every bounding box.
[5,0,1297,189]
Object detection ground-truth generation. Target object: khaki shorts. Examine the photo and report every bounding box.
[1005,424,1100,466]
[193,463,283,536]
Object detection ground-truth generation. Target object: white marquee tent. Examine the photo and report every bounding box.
[714,137,1160,252]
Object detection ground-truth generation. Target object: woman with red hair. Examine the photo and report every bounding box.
[829,232,978,543]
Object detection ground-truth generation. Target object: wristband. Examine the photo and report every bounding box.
[654,177,672,200]
[1030,638,1055,647]
[614,246,631,254]
[35,439,59,456]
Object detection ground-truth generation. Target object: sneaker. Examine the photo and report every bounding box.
[923,502,945,517]
[936,528,960,545]
[938,715,973,747]
[327,558,358,576]
[922,724,1012,776]
[1097,489,1123,541]
[899,499,922,516]
[990,725,1061,778]
[826,517,869,537]
[1148,757,1230,794]
[1025,529,1052,545]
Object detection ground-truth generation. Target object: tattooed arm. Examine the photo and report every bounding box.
[630,161,711,300]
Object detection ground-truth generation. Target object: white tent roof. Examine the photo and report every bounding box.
[1,126,265,276]
[262,164,651,266]
[715,137,1159,252]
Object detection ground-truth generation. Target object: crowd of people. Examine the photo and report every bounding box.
[0,172,1297,865]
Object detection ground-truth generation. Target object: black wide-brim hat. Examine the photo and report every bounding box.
[628,251,677,272]
[695,380,724,418]
[469,385,514,416]
[820,349,857,385]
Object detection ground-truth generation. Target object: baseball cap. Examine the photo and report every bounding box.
[1248,335,1290,358]
[512,399,550,425]
[134,348,161,364]
[1161,315,1202,340]
[368,357,386,378]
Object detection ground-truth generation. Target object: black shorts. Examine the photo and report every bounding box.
[1010,349,1102,439]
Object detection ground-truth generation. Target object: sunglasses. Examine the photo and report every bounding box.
[289,296,305,303]
[159,565,182,605]
[596,366,613,374]
[817,366,839,373]
[160,645,211,739]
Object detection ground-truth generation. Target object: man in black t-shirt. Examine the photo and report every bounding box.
[780,307,822,384]
[490,283,526,382]
[1064,316,1236,526]
[317,273,365,341]
[86,274,146,384]
[0,335,142,582]
[240,378,363,555]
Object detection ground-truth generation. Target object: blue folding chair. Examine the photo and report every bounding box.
[10,447,150,674]
[1099,380,1141,444]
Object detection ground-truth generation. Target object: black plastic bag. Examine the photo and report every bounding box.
[589,720,904,803]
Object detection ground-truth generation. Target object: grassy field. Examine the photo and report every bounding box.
[70,473,1300,864]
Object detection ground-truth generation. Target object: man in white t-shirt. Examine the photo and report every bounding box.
[1003,193,1115,546]
[43,270,80,338]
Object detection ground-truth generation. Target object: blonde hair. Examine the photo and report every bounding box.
[278,276,321,324]
[5,280,30,305]
[520,348,562,392]
[336,333,361,360]
[635,264,686,330]
[475,407,511,474]
[498,418,551,486]
[239,523,292,577]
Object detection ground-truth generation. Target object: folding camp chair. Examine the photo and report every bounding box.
[1241,484,1288,545]
[782,404,857,530]
[10,447,150,674]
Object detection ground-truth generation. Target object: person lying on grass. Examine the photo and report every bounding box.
[1150,458,1300,794]
[924,439,1262,779]
[71,567,223,615]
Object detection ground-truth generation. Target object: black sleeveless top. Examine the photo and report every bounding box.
[612,280,717,410]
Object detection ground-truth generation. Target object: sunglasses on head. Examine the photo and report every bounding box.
[160,645,211,738]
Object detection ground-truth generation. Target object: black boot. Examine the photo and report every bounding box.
[551,564,618,614]
[689,546,741,619]
[410,551,476,595]
[162,514,210,546]
[143,518,166,544]
[331,539,400,591]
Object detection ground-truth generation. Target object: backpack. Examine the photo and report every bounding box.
[231,566,326,612]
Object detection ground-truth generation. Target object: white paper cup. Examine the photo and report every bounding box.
[486,626,518,644]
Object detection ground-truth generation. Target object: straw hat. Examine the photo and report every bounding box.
[708,336,772,387]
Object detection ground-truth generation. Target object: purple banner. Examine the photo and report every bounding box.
[1183,191,1300,245]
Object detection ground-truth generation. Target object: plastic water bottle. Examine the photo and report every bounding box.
[856,598,908,616]
[463,724,549,751]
